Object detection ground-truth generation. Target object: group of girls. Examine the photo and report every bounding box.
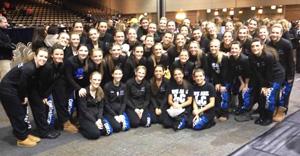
[0,18,295,146]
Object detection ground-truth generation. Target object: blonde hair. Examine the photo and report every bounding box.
[89,71,104,101]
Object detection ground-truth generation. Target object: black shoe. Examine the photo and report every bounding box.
[234,112,252,122]
[232,108,242,115]
[260,118,273,126]
[40,131,60,139]
[254,118,264,124]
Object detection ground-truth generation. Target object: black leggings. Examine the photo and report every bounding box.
[148,104,167,124]
[126,108,151,128]
[79,118,111,140]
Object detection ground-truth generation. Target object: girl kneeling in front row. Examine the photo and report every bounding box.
[162,68,193,131]
[78,72,113,140]
[187,69,216,130]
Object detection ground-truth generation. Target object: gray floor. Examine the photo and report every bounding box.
[0,74,300,156]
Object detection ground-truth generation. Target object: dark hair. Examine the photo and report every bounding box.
[231,41,242,48]
[105,44,121,74]
[77,44,89,72]
[193,68,205,76]
[47,25,58,35]
[251,38,279,61]
[173,68,189,90]
[32,26,46,52]
[91,48,105,76]
[150,65,164,95]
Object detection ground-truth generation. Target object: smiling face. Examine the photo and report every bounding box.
[251,41,263,56]
[238,28,248,41]
[90,73,102,89]
[167,21,176,32]
[148,23,157,34]
[162,33,173,45]
[189,42,199,56]
[58,33,70,47]
[180,26,189,37]
[73,22,83,35]
[210,40,220,55]
[259,27,269,40]
[89,29,100,42]
[248,20,258,32]
[114,31,125,45]
[78,46,89,60]
[110,45,121,59]
[127,28,137,42]
[192,29,202,41]
[193,71,205,85]
[179,50,189,63]
[70,33,80,48]
[174,69,184,84]
[154,66,164,79]
[91,50,103,65]
[112,69,123,82]
[145,36,154,48]
[35,50,48,67]
[176,34,186,47]
[135,68,146,81]
[52,49,64,64]
[223,32,233,45]
[141,19,149,30]
[159,19,167,30]
[225,22,234,32]
[154,44,163,57]
[183,19,191,27]
[230,44,241,58]
[206,23,216,35]
[133,46,144,60]
[270,27,282,42]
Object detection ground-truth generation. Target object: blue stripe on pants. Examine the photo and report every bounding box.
[279,81,292,107]
[47,95,55,126]
[193,115,208,130]
[241,88,253,110]
[221,83,231,109]
[266,83,281,111]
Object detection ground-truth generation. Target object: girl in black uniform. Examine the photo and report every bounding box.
[149,65,170,124]
[104,44,127,81]
[125,65,151,128]
[236,25,252,56]
[103,67,130,132]
[247,18,259,38]
[191,29,210,53]
[123,45,146,82]
[187,68,216,130]
[205,22,223,42]
[137,17,149,42]
[249,39,285,126]
[170,49,195,83]
[228,41,255,122]
[78,71,113,139]
[72,20,88,44]
[162,68,193,131]
[0,47,49,147]
[88,48,108,87]
[207,39,230,121]
[146,43,169,80]
[65,44,90,97]
[188,41,209,78]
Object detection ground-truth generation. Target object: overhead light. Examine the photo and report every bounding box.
[271,5,276,9]
[223,8,227,12]
[229,10,234,15]
[175,12,186,20]
[239,11,243,14]
[144,12,147,16]
[251,6,256,10]
[258,9,263,14]
[207,9,211,13]
[277,8,283,13]
[214,11,219,16]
